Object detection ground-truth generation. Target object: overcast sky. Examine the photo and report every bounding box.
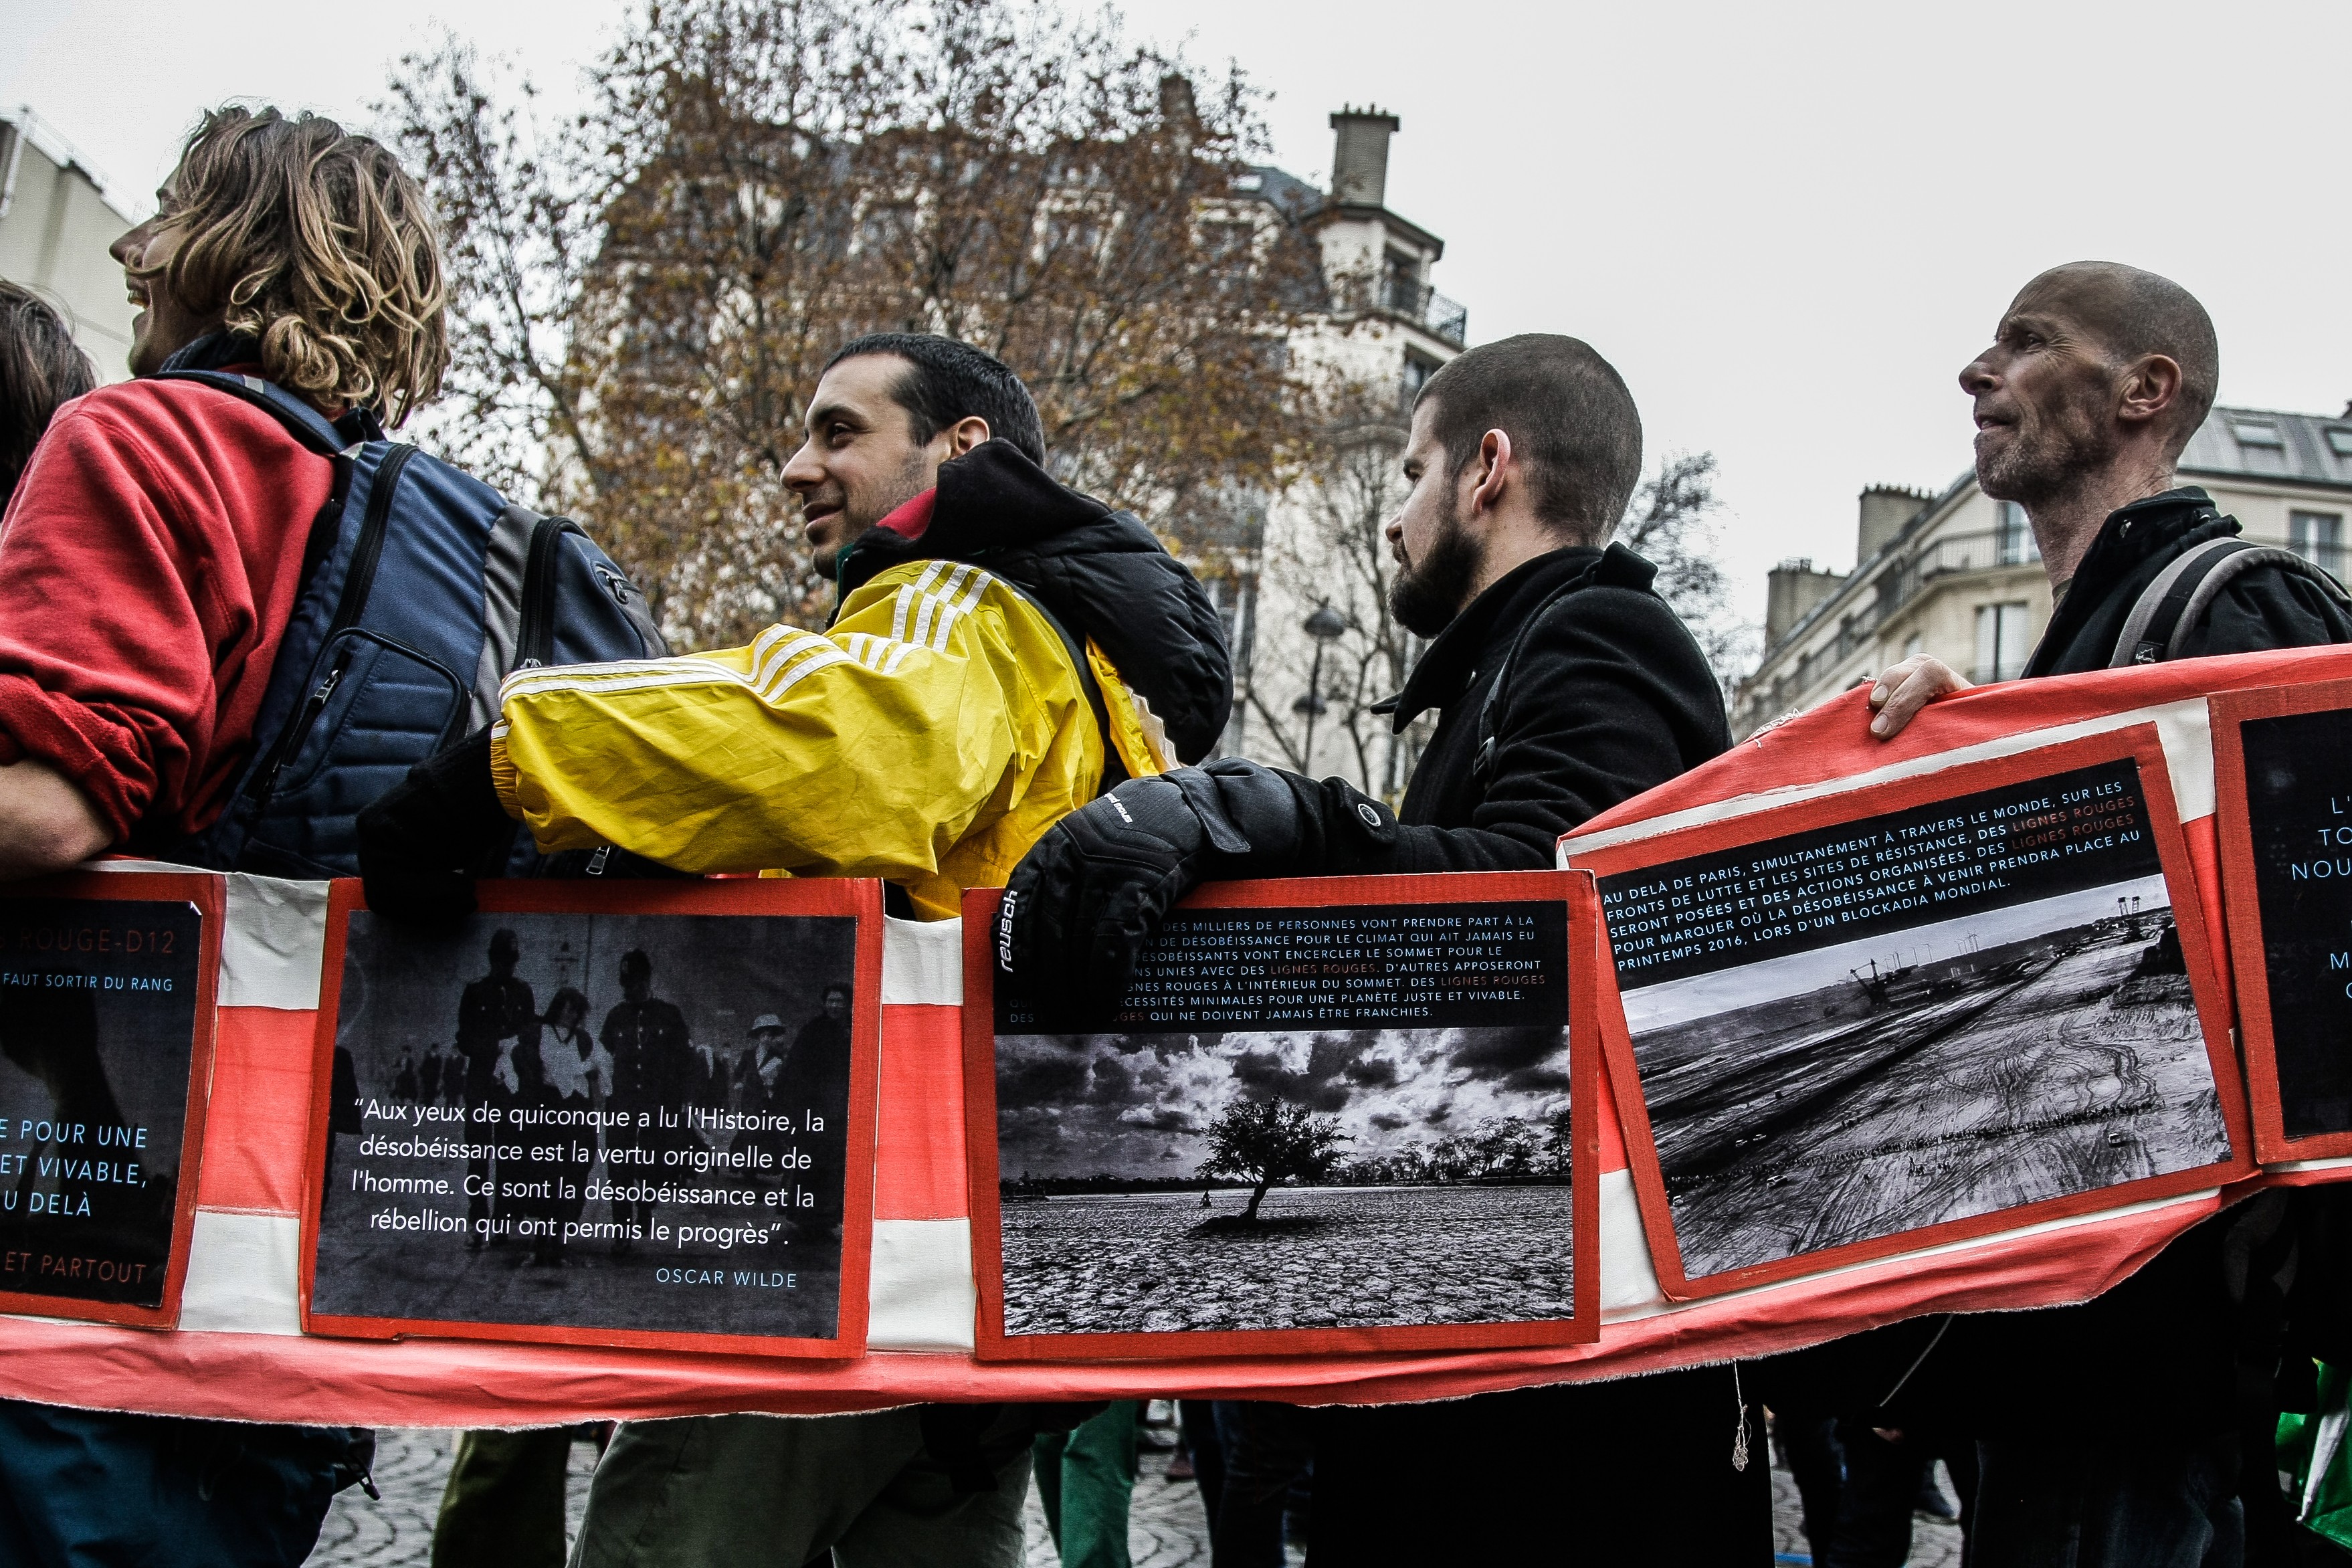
[999,1024,1571,1177]
[8,0,2347,621]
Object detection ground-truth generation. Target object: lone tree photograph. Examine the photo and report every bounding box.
[1197,1098,1347,1226]
[989,1020,1579,1345]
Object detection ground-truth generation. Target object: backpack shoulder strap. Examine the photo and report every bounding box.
[2109,538,2352,667]
[1470,543,1655,785]
[986,573,1127,796]
[151,369,364,456]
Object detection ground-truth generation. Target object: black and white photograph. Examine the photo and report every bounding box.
[989,894,1581,1344]
[1601,757,2233,1282]
[312,908,860,1344]
[0,895,203,1310]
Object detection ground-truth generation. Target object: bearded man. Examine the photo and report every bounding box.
[997,334,1751,1559]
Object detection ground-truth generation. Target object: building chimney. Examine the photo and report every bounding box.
[1330,106,1401,208]
[1856,484,1929,562]
[1159,74,1197,128]
[1765,558,1846,650]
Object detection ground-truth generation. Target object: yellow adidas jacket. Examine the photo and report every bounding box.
[489,558,1165,919]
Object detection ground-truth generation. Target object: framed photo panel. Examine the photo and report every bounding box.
[963,870,1600,1361]
[2212,678,2352,1162]
[0,870,221,1328]
[302,876,882,1357]
[1569,725,2252,1298]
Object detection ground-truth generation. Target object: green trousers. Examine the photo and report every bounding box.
[434,1429,575,1568]
[1033,1401,1140,1568]
[572,1409,1032,1567]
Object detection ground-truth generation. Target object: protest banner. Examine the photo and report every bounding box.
[303,878,880,1357]
[0,647,2342,1424]
[961,872,1599,1360]
[1569,724,2251,1298]
[2212,675,2352,1165]
[0,870,219,1328]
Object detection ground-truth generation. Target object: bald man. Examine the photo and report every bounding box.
[1870,260,2351,733]
[1846,265,2352,1566]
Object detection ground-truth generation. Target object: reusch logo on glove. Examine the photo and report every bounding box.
[995,889,1018,973]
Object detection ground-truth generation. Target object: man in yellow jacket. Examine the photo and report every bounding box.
[359,334,1232,1565]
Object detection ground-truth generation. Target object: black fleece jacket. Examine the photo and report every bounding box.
[1284,543,1731,874]
[2026,485,2352,676]
[832,440,1232,764]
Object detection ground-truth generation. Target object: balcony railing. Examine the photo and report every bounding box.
[1347,274,1468,347]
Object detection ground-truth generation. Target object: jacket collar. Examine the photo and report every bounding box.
[2030,486,2232,664]
[1389,546,1609,731]
[831,439,1110,609]
[153,330,385,442]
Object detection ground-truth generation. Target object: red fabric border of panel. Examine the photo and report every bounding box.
[196,1006,316,1216]
[875,1004,967,1221]
[0,1187,2217,1425]
[1571,644,2352,846]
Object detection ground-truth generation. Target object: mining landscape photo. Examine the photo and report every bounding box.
[993,1022,1576,1339]
[1624,872,2230,1280]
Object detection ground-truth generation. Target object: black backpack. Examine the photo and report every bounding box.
[151,366,666,878]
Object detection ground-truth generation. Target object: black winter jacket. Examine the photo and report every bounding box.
[834,440,1232,764]
[2026,486,2352,676]
[1292,543,1731,872]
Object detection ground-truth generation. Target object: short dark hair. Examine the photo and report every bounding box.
[1415,334,1643,544]
[621,949,652,979]
[0,283,97,510]
[823,982,852,1001]
[823,333,1046,466]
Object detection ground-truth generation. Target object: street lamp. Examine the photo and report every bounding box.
[1296,603,1347,769]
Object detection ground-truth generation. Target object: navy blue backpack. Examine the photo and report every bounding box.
[151,367,668,878]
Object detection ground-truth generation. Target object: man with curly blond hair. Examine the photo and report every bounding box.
[0,104,446,1566]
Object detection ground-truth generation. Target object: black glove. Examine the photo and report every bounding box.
[356,728,514,924]
[997,759,1395,1028]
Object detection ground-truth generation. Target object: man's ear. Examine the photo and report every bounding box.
[1468,428,1512,518]
[2117,354,2183,429]
[946,415,993,458]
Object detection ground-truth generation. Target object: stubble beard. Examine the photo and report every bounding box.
[1388,494,1484,639]
[1978,388,2121,511]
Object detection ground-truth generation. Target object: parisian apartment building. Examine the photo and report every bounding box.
[0,106,136,383]
[1209,108,1468,794]
[1732,407,2352,740]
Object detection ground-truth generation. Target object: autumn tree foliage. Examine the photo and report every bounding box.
[1198,1097,1347,1223]
[384,0,1320,648]
[1615,451,1759,699]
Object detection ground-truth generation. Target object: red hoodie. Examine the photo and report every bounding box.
[0,377,330,844]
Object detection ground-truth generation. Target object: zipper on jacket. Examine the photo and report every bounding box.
[241,444,419,800]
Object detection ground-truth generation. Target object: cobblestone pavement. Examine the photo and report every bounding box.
[310,1428,595,1567]
[312,1420,1959,1567]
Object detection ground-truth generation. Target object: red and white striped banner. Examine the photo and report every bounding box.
[0,644,2346,1427]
